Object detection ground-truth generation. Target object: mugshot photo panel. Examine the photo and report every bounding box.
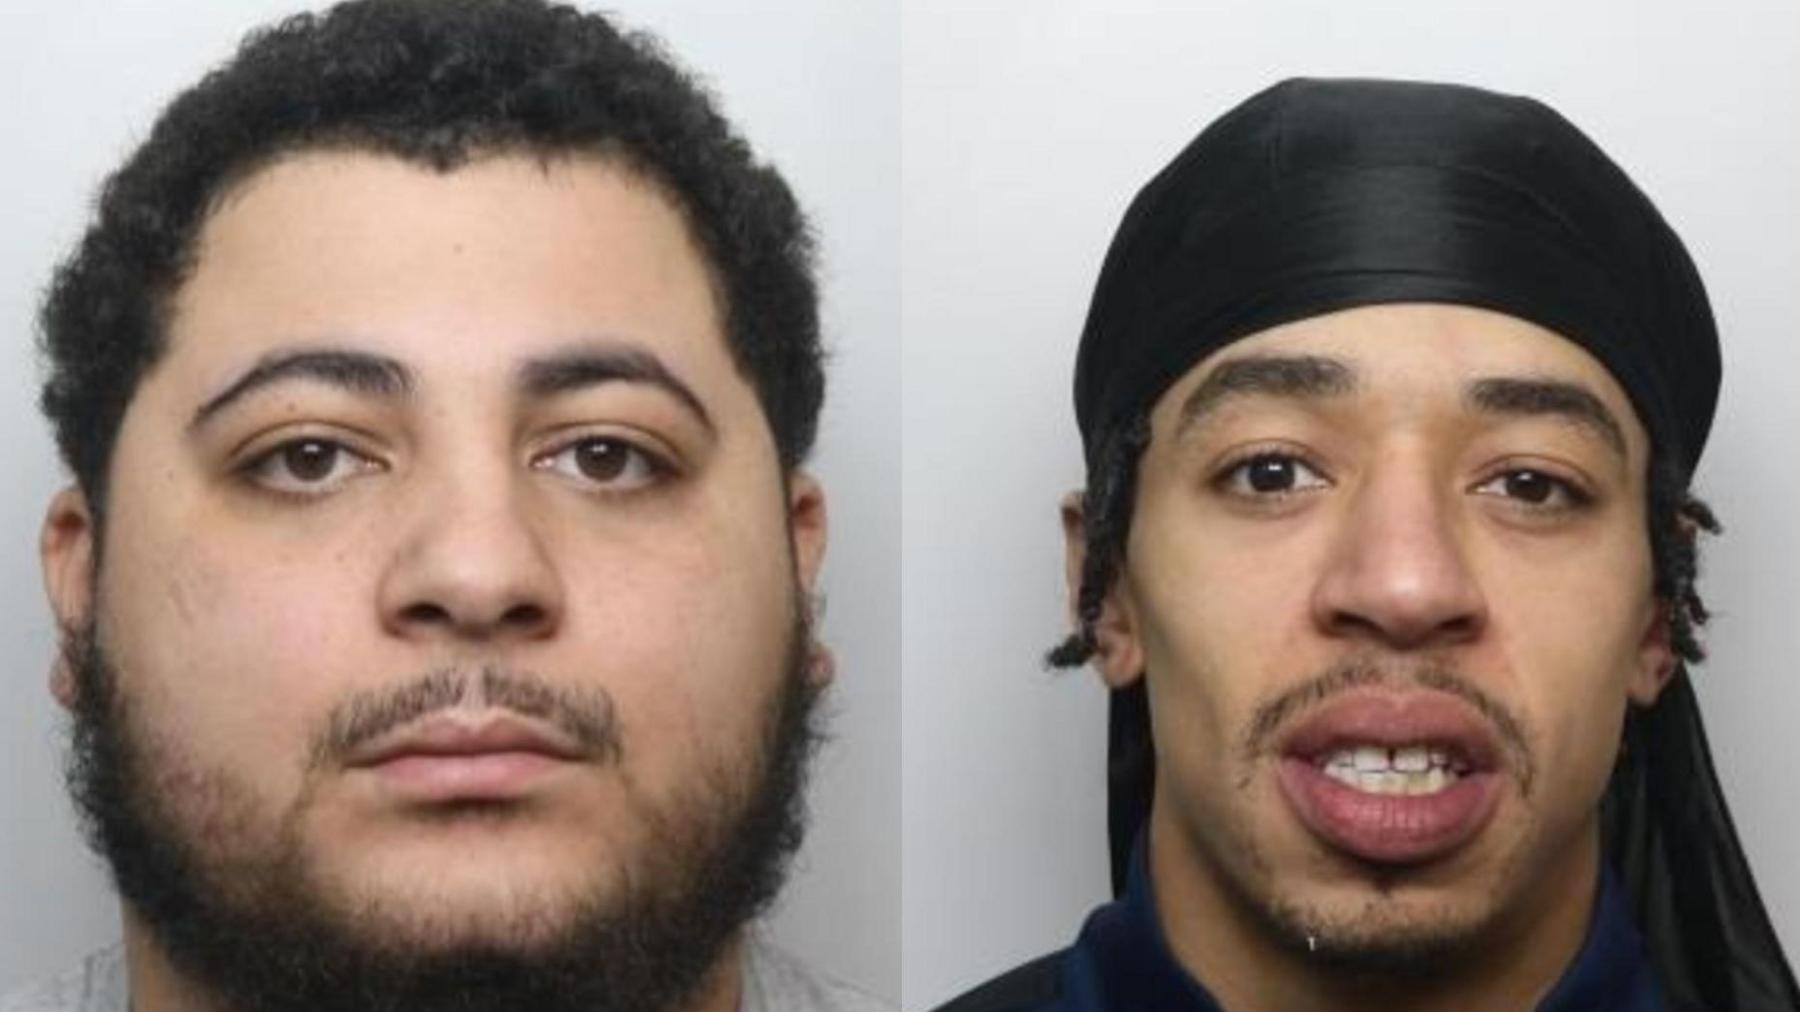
[0,1,897,1003]
[899,1,1800,1007]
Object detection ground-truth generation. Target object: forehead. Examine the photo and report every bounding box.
[162,148,729,392]
[1152,303,1649,454]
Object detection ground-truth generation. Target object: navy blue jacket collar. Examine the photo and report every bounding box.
[1057,840,1663,1011]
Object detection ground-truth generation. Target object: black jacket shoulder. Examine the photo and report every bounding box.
[930,951,1065,1012]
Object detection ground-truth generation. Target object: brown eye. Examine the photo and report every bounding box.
[1503,470,1553,504]
[283,441,340,482]
[244,437,379,496]
[1247,456,1297,493]
[536,437,669,492]
[574,440,629,482]
[1218,452,1328,498]
[1472,467,1592,512]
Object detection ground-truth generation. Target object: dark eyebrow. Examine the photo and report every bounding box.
[1466,377,1627,458]
[518,343,714,435]
[191,349,412,432]
[1175,354,1356,438]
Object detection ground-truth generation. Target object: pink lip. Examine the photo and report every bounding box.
[1273,692,1508,865]
[348,713,583,803]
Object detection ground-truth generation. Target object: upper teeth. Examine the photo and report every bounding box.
[1319,745,1464,795]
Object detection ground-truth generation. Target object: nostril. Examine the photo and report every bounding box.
[1439,614,1481,639]
[394,600,549,634]
[500,603,549,630]
[376,515,564,640]
[1325,605,1482,647]
[399,601,453,626]
[1327,610,1383,638]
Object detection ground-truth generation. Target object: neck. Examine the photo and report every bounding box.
[120,910,222,1012]
[690,934,750,1012]
[1147,803,1600,1012]
[119,907,749,1012]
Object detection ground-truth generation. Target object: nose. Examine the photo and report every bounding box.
[1309,461,1487,651]
[377,471,564,645]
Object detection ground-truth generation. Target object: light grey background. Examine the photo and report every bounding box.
[0,0,898,1002]
[902,1,1800,1008]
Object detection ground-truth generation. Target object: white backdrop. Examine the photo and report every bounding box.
[8,3,1800,1008]
[901,1,1800,1008]
[0,0,899,1002]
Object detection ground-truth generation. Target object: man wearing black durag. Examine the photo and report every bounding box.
[936,79,1799,1012]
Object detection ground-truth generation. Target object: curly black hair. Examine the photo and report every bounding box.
[40,0,821,514]
[1049,415,1720,670]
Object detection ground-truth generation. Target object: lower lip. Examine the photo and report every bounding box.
[1276,757,1500,865]
[365,751,572,802]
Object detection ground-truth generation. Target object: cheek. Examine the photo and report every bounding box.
[1131,471,1330,643]
[1128,519,1308,801]
[554,492,797,790]
[1476,537,1648,803]
[97,525,361,804]
[1129,490,1326,694]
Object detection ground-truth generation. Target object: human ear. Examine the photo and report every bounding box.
[787,472,833,688]
[1061,491,1143,688]
[1627,599,1677,706]
[41,486,95,710]
[787,471,827,596]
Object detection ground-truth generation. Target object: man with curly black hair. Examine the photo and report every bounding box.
[5,2,887,1010]
[937,79,1798,1012]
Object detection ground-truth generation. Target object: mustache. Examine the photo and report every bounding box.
[1240,656,1536,794]
[307,666,622,771]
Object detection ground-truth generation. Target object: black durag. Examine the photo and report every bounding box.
[1075,78,1798,1010]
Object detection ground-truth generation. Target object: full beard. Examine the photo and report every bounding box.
[62,610,821,1012]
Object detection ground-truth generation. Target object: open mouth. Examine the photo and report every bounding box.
[1274,694,1508,865]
